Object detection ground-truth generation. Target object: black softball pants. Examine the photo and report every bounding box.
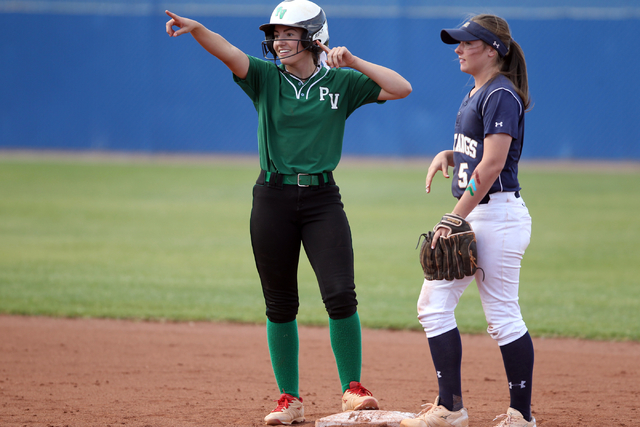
[250,174,358,324]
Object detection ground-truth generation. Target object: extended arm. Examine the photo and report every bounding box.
[166,10,250,79]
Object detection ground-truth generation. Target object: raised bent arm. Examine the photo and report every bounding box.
[317,43,412,100]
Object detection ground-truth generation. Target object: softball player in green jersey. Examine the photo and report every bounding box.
[166,0,411,424]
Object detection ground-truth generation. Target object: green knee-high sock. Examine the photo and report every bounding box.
[329,312,362,393]
[266,319,300,398]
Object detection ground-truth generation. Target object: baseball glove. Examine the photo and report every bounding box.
[418,213,481,281]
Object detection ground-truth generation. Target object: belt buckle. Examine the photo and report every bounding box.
[297,173,310,187]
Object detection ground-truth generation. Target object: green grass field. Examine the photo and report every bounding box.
[1,154,639,341]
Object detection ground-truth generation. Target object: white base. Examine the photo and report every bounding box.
[315,410,418,427]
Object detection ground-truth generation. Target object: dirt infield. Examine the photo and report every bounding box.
[1,316,638,426]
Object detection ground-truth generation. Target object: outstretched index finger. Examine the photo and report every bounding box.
[166,10,177,36]
[316,41,330,53]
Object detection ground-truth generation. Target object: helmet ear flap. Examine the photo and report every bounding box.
[299,29,312,50]
[302,30,324,54]
[308,43,321,56]
[261,31,277,60]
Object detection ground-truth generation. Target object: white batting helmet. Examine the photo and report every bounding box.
[260,0,329,60]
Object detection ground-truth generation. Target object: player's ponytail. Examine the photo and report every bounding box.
[501,39,531,111]
[471,14,531,111]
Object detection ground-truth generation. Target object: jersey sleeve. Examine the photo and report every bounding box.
[481,88,523,139]
[343,69,384,118]
[233,55,270,104]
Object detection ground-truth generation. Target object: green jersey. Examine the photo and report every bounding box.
[234,55,383,175]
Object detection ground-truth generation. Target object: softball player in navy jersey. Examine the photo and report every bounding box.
[401,15,535,427]
[166,1,411,424]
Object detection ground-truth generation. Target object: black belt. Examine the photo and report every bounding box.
[479,191,520,204]
[256,170,335,188]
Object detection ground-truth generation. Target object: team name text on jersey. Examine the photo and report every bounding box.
[319,87,340,110]
[453,133,478,158]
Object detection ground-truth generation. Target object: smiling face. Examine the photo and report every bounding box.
[272,25,312,65]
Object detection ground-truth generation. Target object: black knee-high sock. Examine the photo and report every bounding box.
[500,332,534,422]
[427,328,463,411]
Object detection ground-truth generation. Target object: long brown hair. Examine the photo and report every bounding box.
[471,14,531,111]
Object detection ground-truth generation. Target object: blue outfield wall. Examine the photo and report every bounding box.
[1,0,639,159]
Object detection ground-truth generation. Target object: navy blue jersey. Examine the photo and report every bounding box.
[451,74,524,199]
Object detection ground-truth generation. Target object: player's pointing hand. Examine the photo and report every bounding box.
[166,10,200,37]
[317,42,356,69]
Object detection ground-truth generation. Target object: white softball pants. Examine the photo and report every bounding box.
[417,191,532,346]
